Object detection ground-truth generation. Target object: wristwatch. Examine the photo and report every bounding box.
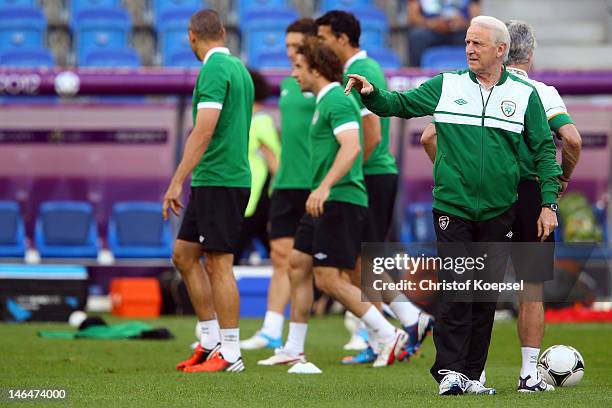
[542,203,558,212]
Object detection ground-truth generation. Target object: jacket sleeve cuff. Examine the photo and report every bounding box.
[541,191,558,206]
[361,85,379,101]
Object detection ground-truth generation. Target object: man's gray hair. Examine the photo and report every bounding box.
[470,15,511,61]
[506,20,536,65]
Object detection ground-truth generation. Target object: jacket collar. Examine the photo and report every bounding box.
[468,65,509,86]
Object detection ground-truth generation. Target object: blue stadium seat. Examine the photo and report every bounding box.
[0,47,54,67]
[0,0,36,8]
[237,0,288,23]
[365,48,401,69]
[355,7,388,49]
[0,7,46,51]
[402,202,436,243]
[166,49,203,68]
[157,9,193,66]
[35,201,99,258]
[320,0,371,12]
[242,8,297,67]
[0,201,26,258]
[70,0,121,18]
[249,50,290,69]
[421,46,467,70]
[73,8,131,65]
[107,202,172,259]
[153,0,204,24]
[81,47,141,67]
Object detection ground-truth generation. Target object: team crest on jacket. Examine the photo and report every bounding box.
[438,215,449,230]
[501,100,516,117]
[312,110,319,125]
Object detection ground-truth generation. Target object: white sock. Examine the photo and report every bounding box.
[261,311,284,339]
[219,328,241,362]
[360,306,396,343]
[199,319,220,350]
[284,322,308,356]
[366,324,381,352]
[389,294,420,327]
[520,347,540,378]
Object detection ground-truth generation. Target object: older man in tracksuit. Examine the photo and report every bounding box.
[345,16,561,396]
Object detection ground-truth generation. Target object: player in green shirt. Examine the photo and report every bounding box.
[316,10,432,364]
[258,40,408,369]
[162,9,253,374]
[240,19,318,351]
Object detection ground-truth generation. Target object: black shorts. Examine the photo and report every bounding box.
[293,201,367,270]
[177,186,250,253]
[363,173,398,242]
[511,179,555,282]
[268,189,310,239]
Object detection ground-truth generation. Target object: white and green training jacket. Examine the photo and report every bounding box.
[361,67,561,221]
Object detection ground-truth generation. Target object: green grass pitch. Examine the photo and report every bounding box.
[1,316,611,407]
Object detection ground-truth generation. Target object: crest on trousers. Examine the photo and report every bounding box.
[501,100,516,117]
[438,216,450,231]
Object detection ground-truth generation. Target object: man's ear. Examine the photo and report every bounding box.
[338,32,350,47]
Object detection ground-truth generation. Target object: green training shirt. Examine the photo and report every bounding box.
[274,76,316,190]
[310,82,368,207]
[191,47,254,188]
[344,51,397,175]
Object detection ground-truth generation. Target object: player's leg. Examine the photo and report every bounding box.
[258,213,314,366]
[313,201,408,367]
[172,190,221,370]
[513,180,555,392]
[172,240,221,370]
[367,173,433,357]
[184,187,249,373]
[242,189,308,349]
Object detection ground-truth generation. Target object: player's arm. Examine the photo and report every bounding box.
[420,122,437,163]
[162,108,220,219]
[524,91,562,240]
[306,127,361,217]
[257,115,281,175]
[557,123,581,194]
[361,112,382,162]
[545,86,582,195]
[345,73,441,119]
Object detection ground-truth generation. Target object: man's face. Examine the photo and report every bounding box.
[317,25,342,56]
[286,32,304,63]
[465,24,503,74]
[291,54,315,92]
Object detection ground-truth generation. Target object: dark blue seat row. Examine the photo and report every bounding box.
[0,0,402,69]
[0,200,172,259]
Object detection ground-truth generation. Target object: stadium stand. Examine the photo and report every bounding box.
[242,8,298,67]
[72,6,132,65]
[320,0,372,12]
[81,47,141,67]
[152,0,203,24]
[70,0,123,18]
[0,47,55,67]
[107,202,172,259]
[0,201,26,258]
[157,8,194,66]
[420,45,467,70]
[35,201,99,258]
[0,6,46,51]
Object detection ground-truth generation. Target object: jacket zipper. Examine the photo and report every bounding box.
[478,85,494,220]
